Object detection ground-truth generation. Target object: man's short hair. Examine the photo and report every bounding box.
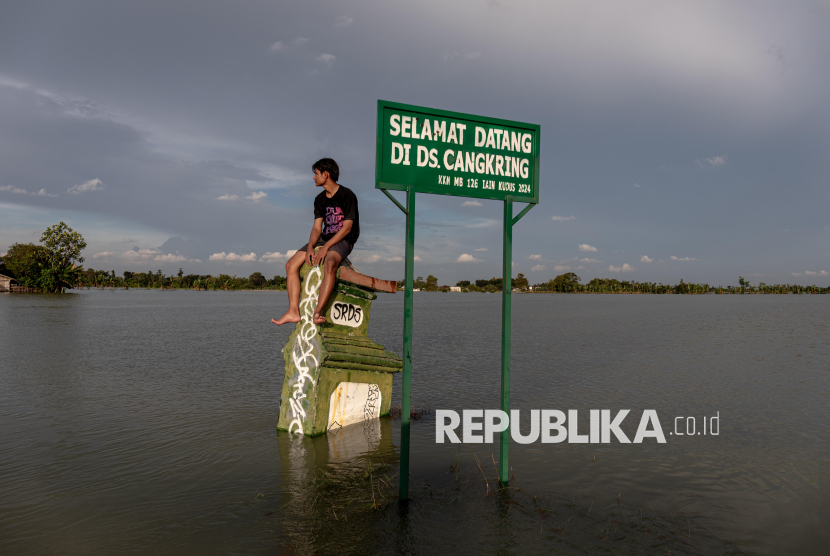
[312,158,339,182]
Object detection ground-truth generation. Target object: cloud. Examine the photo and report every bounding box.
[387,256,403,262]
[462,200,483,207]
[553,265,574,272]
[640,255,653,263]
[578,244,597,252]
[791,272,803,277]
[805,270,817,275]
[316,53,336,66]
[246,191,268,202]
[269,41,283,52]
[292,37,309,46]
[634,183,642,188]
[363,254,384,263]
[261,250,297,262]
[474,248,488,252]
[671,256,696,261]
[697,155,727,167]
[67,178,105,194]
[581,258,602,263]
[122,248,161,261]
[0,252,7,258]
[444,51,481,62]
[217,194,238,201]
[1,185,57,196]
[528,254,542,260]
[609,263,635,273]
[334,16,354,28]
[93,251,115,259]
[531,264,545,272]
[414,256,422,262]
[457,253,482,263]
[551,215,576,221]
[154,253,188,263]
[209,252,257,262]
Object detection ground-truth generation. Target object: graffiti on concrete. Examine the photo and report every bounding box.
[287,266,323,436]
[327,382,382,430]
[330,301,363,328]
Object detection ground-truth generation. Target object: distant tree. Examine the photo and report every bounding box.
[248,271,267,289]
[456,280,471,288]
[513,273,529,291]
[2,243,49,287]
[414,276,425,289]
[38,222,87,292]
[425,275,438,291]
[551,272,581,292]
[270,275,287,289]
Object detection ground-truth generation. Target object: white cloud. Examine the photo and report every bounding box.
[581,258,602,263]
[246,191,268,202]
[697,155,727,167]
[217,194,238,201]
[791,272,803,277]
[822,271,829,276]
[579,244,597,252]
[292,37,308,46]
[67,178,105,194]
[122,248,161,261]
[334,16,353,28]
[805,270,817,276]
[0,252,7,258]
[209,252,257,262]
[528,254,542,260]
[462,200,483,207]
[671,256,696,261]
[553,265,573,272]
[362,254,384,263]
[551,215,576,221]
[154,253,188,263]
[474,248,488,252]
[93,251,115,259]
[609,263,635,273]
[444,51,480,61]
[269,41,283,52]
[457,253,482,263]
[387,256,403,262]
[261,250,297,262]
[316,53,336,66]
[531,264,546,272]
[640,255,653,263]
[1,185,56,196]
[634,183,642,188]
[414,256,422,262]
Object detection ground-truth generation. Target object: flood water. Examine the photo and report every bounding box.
[1,290,828,555]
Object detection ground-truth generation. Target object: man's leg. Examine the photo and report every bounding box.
[313,250,343,324]
[272,249,308,325]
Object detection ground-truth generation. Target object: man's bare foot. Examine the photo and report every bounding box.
[272,310,301,325]
[312,312,327,324]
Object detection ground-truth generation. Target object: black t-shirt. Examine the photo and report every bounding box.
[314,185,360,244]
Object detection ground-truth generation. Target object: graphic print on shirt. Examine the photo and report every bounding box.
[324,207,344,236]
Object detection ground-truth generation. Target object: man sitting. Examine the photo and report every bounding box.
[272,158,360,325]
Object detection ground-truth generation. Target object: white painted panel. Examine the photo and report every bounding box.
[327,382,381,429]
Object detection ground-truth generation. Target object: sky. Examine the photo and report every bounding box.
[1,0,829,286]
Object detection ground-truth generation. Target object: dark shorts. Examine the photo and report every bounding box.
[297,238,354,262]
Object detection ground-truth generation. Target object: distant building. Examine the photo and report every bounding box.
[450,286,462,292]
[0,274,15,292]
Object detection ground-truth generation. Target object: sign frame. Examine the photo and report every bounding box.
[376,100,539,502]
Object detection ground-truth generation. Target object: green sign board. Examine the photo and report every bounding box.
[375,100,540,203]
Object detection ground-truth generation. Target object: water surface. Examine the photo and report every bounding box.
[1,290,828,555]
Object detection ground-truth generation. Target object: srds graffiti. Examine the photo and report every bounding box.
[330,301,363,328]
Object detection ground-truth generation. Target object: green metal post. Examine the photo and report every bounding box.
[500,196,513,484]
[400,185,416,501]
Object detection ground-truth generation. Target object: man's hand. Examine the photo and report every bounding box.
[312,245,329,266]
[306,246,315,266]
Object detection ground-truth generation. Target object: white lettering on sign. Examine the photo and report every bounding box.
[331,301,364,328]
